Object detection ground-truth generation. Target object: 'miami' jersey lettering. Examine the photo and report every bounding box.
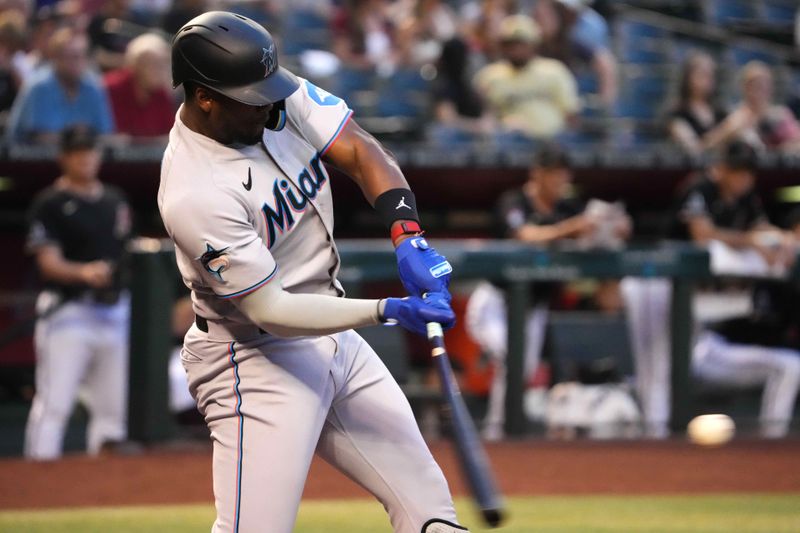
[261,154,328,249]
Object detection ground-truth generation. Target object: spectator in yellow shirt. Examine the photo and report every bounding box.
[474,14,580,140]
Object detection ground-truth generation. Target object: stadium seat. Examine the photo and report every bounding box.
[329,66,376,101]
[546,312,635,383]
[281,29,330,56]
[727,43,782,66]
[615,68,670,120]
[704,0,759,25]
[283,8,329,31]
[615,19,670,64]
[391,68,430,92]
[762,0,796,24]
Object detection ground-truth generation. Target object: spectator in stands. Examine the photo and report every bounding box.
[466,144,630,440]
[474,15,580,141]
[394,0,460,67]
[0,10,26,125]
[715,61,800,153]
[429,37,491,144]
[668,52,730,156]
[161,0,207,36]
[332,0,400,74]
[15,4,69,83]
[104,33,173,142]
[534,0,617,109]
[87,0,139,72]
[460,0,514,61]
[6,27,114,145]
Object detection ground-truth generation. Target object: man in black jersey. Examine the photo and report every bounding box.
[624,141,799,439]
[24,125,132,460]
[467,144,630,439]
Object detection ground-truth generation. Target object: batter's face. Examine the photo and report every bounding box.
[193,87,273,145]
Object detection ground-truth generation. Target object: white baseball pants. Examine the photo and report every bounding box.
[693,331,800,438]
[620,277,672,438]
[182,327,459,533]
[465,281,548,439]
[24,292,130,460]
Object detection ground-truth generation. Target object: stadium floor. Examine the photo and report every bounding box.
[1,439,799,510]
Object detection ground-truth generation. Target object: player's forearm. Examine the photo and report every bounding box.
[235,280,384,337]
[516,216,585,243]
[35,248,92,285]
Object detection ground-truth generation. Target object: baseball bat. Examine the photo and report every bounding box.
[427,322,506,528]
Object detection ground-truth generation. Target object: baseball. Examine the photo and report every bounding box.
[687,414,735,447]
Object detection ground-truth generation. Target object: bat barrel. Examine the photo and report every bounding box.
[427,322,506,527]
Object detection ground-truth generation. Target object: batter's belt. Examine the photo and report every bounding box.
[195,315,267,341]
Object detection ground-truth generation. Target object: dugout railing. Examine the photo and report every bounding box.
[128,239,723,441]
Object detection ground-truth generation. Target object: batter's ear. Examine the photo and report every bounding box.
[194,86,215,113]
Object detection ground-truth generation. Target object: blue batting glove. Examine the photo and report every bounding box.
[395,237,453,301]
[382,295,456,337]
[423,291,451,312]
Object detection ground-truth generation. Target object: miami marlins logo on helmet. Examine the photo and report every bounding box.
[261,43,276,77]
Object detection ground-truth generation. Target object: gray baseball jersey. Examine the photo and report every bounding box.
[158,79,460,533]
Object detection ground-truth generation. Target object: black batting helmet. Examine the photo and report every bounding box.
[171,11,299,106]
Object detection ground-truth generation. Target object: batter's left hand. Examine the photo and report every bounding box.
[395,237,453,301]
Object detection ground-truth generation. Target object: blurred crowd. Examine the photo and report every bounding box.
[0,0,799,154]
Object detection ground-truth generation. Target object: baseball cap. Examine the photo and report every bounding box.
[59,124,98,153]
[533,144,572,169]
[721,140,758,172]
[499,15,541,44]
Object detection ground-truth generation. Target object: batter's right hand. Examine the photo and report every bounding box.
[381,294,456,337]
[79,260,113,288]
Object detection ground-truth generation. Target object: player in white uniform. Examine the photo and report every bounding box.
[159,12,468,533]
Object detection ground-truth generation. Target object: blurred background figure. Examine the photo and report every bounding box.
[332,0,399,74]
[624,141,796,439]
[474,14,579,142]
[466,144,630,440]
[0,9,26,131]
[87,0,139,72]
[715,61,800,154]
[667,51,729,156]
[23,125,132,460]
[393,0,460,68]
[671,140,792,271]
[534,0,618,110]
[5,27,114,145]
[429,37,490,145]
[692,292,800,439]
[104,32,173,143]
[460,0,514,62]
[161,0,208,36]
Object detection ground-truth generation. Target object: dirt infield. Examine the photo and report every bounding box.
[1,439,799,510]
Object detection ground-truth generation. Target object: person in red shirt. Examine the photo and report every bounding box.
[104,33,174,143]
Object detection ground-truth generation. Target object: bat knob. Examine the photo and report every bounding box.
[482,508,506,528]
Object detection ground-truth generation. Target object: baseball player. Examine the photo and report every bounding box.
[159,12,467,533]
[622,140,795,438]
[24,124,132,460]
